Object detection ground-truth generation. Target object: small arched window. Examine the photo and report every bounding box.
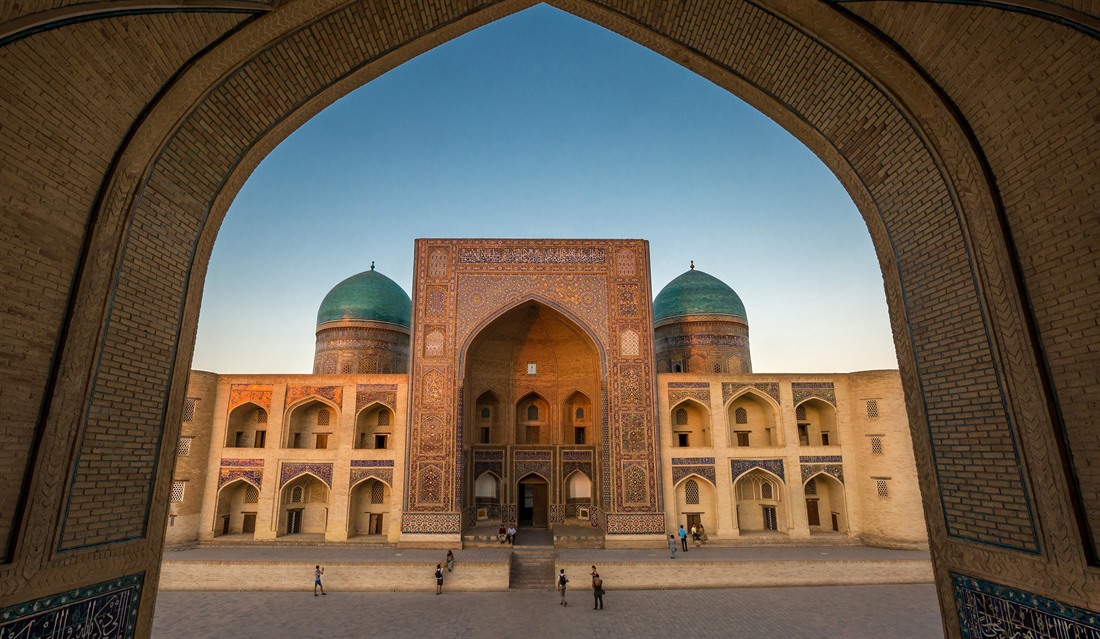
[317,409,330,426]
[527,405,539,421]
[377,409,390,426]
[575,407,584,420]
[761,482,774,500]
[685,479,700,505]
[805,478,817,495]
[481,407,491,419]
[675,408,688,426]
[256,408,268,424]
[370,481,385,504]
[735,407,748,424]
[796,404,807,421]
[291,486,304,503]
[245,485,259,503]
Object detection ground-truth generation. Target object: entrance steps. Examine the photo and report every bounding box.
[509,546,556,590]
[198,535,396,549]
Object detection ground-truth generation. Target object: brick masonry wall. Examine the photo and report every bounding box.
[1,2,1097,639]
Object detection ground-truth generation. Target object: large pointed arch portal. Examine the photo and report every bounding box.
[403,239,663,540]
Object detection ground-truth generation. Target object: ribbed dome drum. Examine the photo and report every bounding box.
[653,266,751,374]
[313,266,411,374]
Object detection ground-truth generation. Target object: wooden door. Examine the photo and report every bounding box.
[806,499,821,526]
[242,513,256,534]
[221,515,230,536]
[369,513,383,535]
[686,514,702,530]
[831,512,839,532]
[532,483,548,528]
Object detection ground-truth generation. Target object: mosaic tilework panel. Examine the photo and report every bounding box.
[953,574,1100,638]
[515,461,552,481]
[356,384,397,412]
[0,574,142,638]
[606,513,664,534]
[672,466,716,485]
[350,468,393,488]
[723,382,781,405]
[279,462,332,488]
[801,464,844,484]
[562,450,592,461]
[791,382,836,406]
[474,450,505,461]
[285,385,342,409]
[402,512,462,534]
[228,384,272,412]
[730,459,785,482]
[562,461,593,480]
[514,450,552,461]
[800,456,842,464]
[218,467,262,489]
[350,459,394,467]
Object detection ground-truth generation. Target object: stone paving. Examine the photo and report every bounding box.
[152,584,945,638]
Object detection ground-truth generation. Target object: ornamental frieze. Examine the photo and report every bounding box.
[659,334,747,348]
[722,382,780,405]
[280,462,333,488]
[218,467,263,489]
[356,384,398,412]
[791,382,836,406]
[285,385,342,408]
[229,384,272,412]
[459,247,606,264]
[672,465,716,485]
[801,463,844,484]
[730,458,785,482]
[350,468,393,487]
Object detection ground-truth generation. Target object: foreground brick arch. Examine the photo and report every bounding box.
[0,1,1096,637]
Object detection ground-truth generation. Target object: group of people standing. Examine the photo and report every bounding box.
[556,565,605,610]
[669,523,708,558]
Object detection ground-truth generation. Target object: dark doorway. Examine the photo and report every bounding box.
[762,506,778,531]
[518,476,549,528]
[831,512,840,532]
[242,513,256,534]
[686,513,702,530]
[806,499,820,526]
[287,509,303,534]
[221,515,230,536]
[369,513,384,535]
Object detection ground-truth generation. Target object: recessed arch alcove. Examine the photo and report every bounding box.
[2,1,1097,637]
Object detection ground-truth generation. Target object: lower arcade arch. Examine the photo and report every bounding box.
[674,475,717,535]
[803,473,848,534]
[348,478,392,537]
[733,469,788,534]
[278,474,329,537]
[213,479,259,538]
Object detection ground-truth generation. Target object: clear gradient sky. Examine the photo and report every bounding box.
[191,4,898,375]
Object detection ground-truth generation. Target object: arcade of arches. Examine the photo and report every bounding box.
[1,2,1097,638]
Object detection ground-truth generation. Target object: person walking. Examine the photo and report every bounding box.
[668,534,677,559]
[446,550,455,572]
[557,569,569,606]
[592,572,604,610]
[679,525,689,552]
[314,565,326,596]
[435,563,444,595]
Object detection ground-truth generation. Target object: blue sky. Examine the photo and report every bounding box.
[192,4,897,374]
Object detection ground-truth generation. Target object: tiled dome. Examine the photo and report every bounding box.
[653,268,746,322]
[316,267,411,328]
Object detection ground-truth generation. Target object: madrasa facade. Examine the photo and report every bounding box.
[167,239,926,549]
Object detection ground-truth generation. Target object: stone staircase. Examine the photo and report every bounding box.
[509,546,556,590]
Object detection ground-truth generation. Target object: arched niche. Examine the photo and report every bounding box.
[515,392,550,446]
[733,469,787,535]
[225,403,268,449]
[804,473,848,534]
[562,391,593,445]
[355,403,393,450]
[213,479,258,538]
[727,391,780,448]
[471,390,501,445]
[348,478,391,537]
[675,475,717,536]
[671,399,711,448]
[278,474,328,537]
[285,399,338,450]
[795,398,839,447]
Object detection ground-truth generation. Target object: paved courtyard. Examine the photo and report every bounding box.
[152,584,945,638]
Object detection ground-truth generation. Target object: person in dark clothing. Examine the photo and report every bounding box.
[592,573,604,610]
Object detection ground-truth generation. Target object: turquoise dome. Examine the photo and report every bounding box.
[316,267,412,328]
[653,268,747,322]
